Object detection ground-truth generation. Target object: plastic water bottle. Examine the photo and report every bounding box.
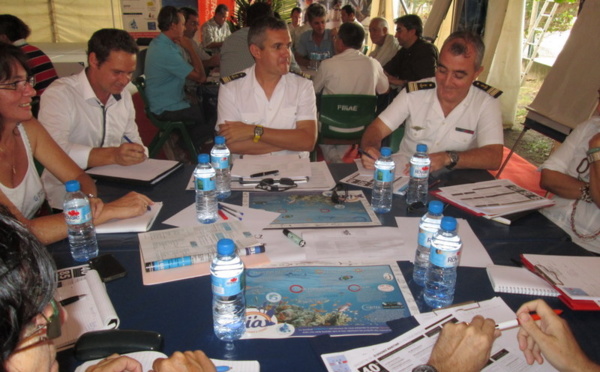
[371,147,395,213]
[194,154,217,224]
[210,135,231,200]
[406,144,431,206]
[424,217,462,309]
[413,200,444,286]
[211,238,246,341]
[63,180,98,262]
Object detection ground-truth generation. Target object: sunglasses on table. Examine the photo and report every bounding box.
[256,178,298,192]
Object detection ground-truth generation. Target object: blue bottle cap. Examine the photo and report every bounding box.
[198,154,210,163]
[65,180,80,192]
[380,147,392,157]
[217,238,235,255]
[416,144,427,153]
[440,216,457,231]
[428,200,444,214]
[215,136,225,145]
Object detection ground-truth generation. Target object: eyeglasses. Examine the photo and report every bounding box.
[256,178,298,192]
[12,299,61,354]
[0,77,36,91]
[331,183,348,206]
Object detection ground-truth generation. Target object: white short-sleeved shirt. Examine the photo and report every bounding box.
[378,77,503,158]
[201,18,231,53]
[217,65,316,156]
[540,116,600,253]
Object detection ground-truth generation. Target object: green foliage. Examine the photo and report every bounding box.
[232,0,298,30]
[525,0,579,34]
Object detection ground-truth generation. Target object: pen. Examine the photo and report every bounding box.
[145,245,266,272]
[496,309,563,330]
[358,148,377,161]
[59,294,86,306]
[283,228,306,247]
[123,135,133,143]
[218,209,229,220]
[249,170,279,178]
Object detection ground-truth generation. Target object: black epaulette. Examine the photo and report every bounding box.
[220,72,246,84]
[473,81,503,98]
[290,70,312,80]
[406,81,435,93]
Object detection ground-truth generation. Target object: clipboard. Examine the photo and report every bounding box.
[86,159,183,186]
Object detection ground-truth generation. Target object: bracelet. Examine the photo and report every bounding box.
[586,147,600,155]
[579,183,593,203]
[87,194,98,199]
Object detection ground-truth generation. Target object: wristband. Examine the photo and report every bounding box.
[588,151,600,164]
[586,147,600,155]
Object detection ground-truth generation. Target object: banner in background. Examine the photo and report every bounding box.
[199,0,236,27]
[122,0,162,39]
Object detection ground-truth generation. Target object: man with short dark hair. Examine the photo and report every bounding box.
[295,3,335,67]
[361,31,504,173]
[38,28,147,208]
[201,4,231,54]
[340,4,367,44]
[179,7,219,71]
[383,14,438,89]
[217,16,317,157]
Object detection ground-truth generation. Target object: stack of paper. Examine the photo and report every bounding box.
[231,154,312,183]
[432,179,554,217]
[340,158,410,195]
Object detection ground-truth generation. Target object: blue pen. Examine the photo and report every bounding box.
[123,135,133,143]
[358,148,377,161]
[144,245,266,272]
[216,367,231,372]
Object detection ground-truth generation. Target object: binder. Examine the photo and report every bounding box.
[86,159,182,186]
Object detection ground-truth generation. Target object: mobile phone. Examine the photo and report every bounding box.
[89,254,126,282]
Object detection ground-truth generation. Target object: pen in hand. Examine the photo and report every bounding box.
[496,309,563,330]
[358,148,377,161]
[59,294,86,306]
[123,135,133,143]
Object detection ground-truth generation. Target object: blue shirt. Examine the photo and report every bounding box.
[296,29,335,59]
[144,33,193,115]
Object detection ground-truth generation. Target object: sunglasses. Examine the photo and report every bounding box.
[256,178,298,192]
[331,183,348,205]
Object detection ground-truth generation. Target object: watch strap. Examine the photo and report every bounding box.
[412,364,438,372]
[253,125,264,143]
[446,151,459,170]
[588,151,600,164]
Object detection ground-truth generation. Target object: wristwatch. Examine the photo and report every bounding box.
[588,151,600,164]
[253,125,264,143]
[412,364,438,372]
[446,151,459,170]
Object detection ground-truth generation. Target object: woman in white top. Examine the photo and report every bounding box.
[0,43,153,245]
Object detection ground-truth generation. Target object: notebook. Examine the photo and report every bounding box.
[486,265,559,297]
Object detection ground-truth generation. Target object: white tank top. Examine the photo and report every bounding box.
[0,124,45,219]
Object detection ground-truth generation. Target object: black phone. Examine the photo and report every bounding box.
[89,254,126,282]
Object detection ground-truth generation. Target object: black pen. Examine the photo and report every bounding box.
[250,170,279,178]
[60,294,86,306]
[358,148,376,161]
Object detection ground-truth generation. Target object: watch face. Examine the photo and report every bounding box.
[255,126,264,136]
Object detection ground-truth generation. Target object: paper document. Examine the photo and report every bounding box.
[231,154,311,179]
[86,159,182,185]
[341,158,410,195]
[96,202,162,233]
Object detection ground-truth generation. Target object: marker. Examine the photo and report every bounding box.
[283,229,305,247]
[145,245,266,272]
[123,135,133,143]
[249,170,279,178]
[358,148,377,161]
[496,309,563,330]
[218,209,229,220]
[59,295,86,306]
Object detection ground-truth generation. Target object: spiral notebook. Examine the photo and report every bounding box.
[486,265,559,297]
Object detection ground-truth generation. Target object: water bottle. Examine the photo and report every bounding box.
[211,238,246,341]
[413,200,444,286]
[210,135,231,200]
[194,154,217,224]
[371,147,395,213]
[63,180,98,262]
[424,217,462,309]
[406,144,431,206]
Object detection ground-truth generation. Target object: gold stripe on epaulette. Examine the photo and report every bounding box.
[473,81,503,98]
[220,72,246,84]
[406,81,436,93]
[290,70,312,80]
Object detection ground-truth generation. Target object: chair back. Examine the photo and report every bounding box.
[319,94,377,141]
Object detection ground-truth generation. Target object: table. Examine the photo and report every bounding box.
[52,164,600,372]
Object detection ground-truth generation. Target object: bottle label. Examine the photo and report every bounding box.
[212,273,244,296]
[195,176,215,191]
[410,165,429,179]
[64,205,92,225]
[374,168,394,182]
[212,156,229,170]
[418,231,434,248]
[430,247,460,268]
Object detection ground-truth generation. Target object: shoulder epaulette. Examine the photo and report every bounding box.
[220,72,246,84]
[290,70,312,80]
[473,81,503,98]
[406,81,435,93]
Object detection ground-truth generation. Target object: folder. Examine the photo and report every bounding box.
[86,159,182,186]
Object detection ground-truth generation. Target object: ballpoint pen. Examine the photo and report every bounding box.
[123,135,133,143]
[496,309,563,330]
[59,294,86,306]
[249,170,279,178]
[357,148,377,161]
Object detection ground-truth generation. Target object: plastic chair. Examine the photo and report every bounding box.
[132,76,197,162]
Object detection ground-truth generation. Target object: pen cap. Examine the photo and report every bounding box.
[217,238,235,255]
[65,180,81,192]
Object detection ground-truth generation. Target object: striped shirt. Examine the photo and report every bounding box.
[15,40,59,96]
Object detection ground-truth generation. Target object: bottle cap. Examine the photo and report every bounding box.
[428,200,444,214]
[416,144,427,153]
[65,180,81,192]
[215,136,225,145]
[380,147,392,157]
[198,154,210,163]
[440,216,457,231]
[217,238,235,255]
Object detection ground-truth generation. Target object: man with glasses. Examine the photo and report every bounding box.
[201,4,231,55]
[38,28,148,209]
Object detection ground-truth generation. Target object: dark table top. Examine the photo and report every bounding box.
[52,164,599,372]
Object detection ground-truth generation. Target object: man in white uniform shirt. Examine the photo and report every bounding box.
[361,31,504,173]
[368,17,400,66]
[216,16,317,157]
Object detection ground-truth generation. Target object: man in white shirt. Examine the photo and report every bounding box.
[201,4,231,55]
[368,17,400,66]
[39,28,147,208]
[217,16,317,157]
[340,4,367,43]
